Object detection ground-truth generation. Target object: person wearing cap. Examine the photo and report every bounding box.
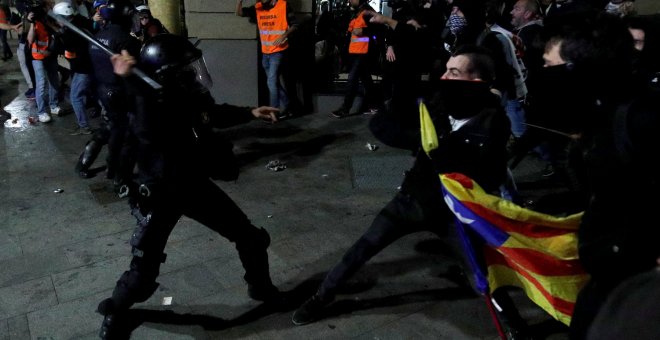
[132,4,167,42]
[52,1,95,135]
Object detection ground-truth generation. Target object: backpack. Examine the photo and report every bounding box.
[490,25,528,99]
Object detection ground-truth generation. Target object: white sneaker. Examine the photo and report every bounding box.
[38,113,52,123]
[50,106,61,116]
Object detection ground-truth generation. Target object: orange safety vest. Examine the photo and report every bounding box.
[0,7,8,25]
[31,21,51,60]
[255,0,289,54]
[348,9,369,54]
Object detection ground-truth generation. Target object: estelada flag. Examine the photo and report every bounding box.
[419,101,589,325]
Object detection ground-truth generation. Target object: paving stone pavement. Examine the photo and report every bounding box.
[1,37,570,339]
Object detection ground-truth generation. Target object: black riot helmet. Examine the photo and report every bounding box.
[139,34,213,92]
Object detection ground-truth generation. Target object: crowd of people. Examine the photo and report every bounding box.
[311,1,660,339]
[1,0,659,339]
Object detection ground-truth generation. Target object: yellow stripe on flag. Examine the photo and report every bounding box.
[440,175,583,230]
[503,233,580,259]
[420,101,438,154]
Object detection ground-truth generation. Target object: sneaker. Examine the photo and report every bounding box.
[362,107,380,115]
[331,108,349,118]
[38,113,52,123]
[50,106,61,116]
[292,293,332,325]
[69,126,93,135]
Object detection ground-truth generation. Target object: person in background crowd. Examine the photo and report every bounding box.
[14,0,36,98]
[131,4,167,42]
[236,0,299,118]
[53,1,95,135]
[527,12,660,340]
[0,1,14,61]
[27,0,61,123]
[603,0,636,18]
[330,0,381,118]
[624,14,660,88]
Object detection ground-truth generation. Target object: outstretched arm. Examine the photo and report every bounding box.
[0,22,21,31]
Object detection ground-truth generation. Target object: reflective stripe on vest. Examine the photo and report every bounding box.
[31,22,50,60]
[255,0,288,54]
[348,10,369,54]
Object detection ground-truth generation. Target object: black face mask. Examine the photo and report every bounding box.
[535,63,595,105]
[433,80,494,119]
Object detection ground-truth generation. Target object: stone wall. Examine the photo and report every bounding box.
[183,0,311,106]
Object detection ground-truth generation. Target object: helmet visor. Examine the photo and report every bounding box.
[185,57,213,90]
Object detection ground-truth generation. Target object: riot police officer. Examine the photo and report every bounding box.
[96,34,281,339]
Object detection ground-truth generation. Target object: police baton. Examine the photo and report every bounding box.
[47,12,162,91]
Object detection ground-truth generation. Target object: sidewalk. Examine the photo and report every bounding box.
[1,37,568,339]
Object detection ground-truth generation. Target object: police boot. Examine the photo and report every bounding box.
[236,227,279,301]
[98,312,131,340]
[75,139,104,178]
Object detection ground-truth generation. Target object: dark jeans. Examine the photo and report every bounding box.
[318,190,450,299]
[341,53,378,112]
[316,187,527,329]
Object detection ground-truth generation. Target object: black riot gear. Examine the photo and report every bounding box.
[139,34,213,92]
[96,32,280,339]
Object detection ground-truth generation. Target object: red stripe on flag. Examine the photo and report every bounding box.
[485,247,576,317]
[500,247,585,276]
[463,201,574,238]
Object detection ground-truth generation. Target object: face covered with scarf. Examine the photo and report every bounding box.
[447,6,468,35]
[604,1,635,17]
[436,53,495,119]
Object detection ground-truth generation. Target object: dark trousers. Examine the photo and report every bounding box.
[0,29,11,59]
[570,278,620,340]
[341,53,378,112]
[97,84,133,182]
[109,177,272,309]
[318,190,450,299]
[316,188,527,329]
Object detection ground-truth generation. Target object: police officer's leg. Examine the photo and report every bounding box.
[180,178,276,300]
[75,123,110,178]
[99,85,129,181]
[99,202,181,316]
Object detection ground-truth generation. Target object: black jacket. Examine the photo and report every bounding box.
[578,87,660,282]
[128,83,254,188]
[372,88,510,212]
